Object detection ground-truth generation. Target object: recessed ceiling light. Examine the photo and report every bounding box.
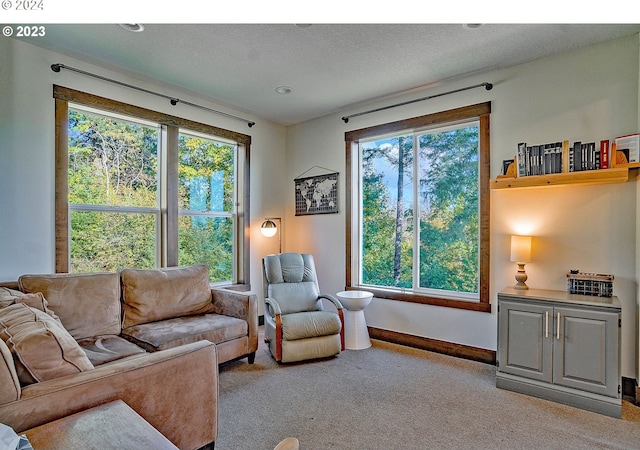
[463,24,483,30]
[275,86,293,95]
[119,24,145,33]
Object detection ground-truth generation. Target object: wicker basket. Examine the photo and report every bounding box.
[566,271,614,297]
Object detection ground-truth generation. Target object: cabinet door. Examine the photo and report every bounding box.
[553,306,620,397]
[498,300,553,382]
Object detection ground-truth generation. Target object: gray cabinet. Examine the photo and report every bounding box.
[497,287,621,417]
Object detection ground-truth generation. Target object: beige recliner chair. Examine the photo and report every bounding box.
[262,253,344,363]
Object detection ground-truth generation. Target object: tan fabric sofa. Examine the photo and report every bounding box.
[0,264,258,449]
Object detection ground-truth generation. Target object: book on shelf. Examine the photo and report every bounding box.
[516,142,527,177]
[543,142,562,175]
[561,140,568,173]
[568,141,601,172]
[511,138,618,177]
[515,141,565,177]
[615,133,639,164]
[600,140,609,169]
[571,141,581,172]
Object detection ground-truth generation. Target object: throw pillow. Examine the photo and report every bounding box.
[120,264,214,328]
[0,303,94,385]
[0,338,20,403]
[0,287,60,321]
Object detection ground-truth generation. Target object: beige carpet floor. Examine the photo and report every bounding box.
[217,332,640,449]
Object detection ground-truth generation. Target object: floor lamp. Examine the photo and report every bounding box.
[261,218,282,254]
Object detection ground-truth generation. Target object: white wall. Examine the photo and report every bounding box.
[636,36,640,384]
[2,33,639,379]
[285,34,640,379]
[0,38,287,317]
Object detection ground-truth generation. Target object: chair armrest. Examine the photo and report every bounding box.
[319,294,346,351]
[0,340,218,450]
[264,297,282,317]
[319,293,343,310]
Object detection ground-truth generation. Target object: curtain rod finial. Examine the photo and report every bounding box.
[342,117,349,123]
[51,64,62,73]
[485,82,493,90]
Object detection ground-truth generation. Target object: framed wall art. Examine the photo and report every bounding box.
[294,170,339,216]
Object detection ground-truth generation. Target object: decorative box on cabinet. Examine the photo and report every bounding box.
[496,287,621,418]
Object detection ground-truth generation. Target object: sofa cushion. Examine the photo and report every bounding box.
[122,313,247,352]
[0,288,60,320]
[0,303,94,385]
[76,335,146,366]
[120,264,215,328]
[18,272,121,340]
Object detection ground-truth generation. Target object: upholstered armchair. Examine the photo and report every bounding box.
[262,253,344,363]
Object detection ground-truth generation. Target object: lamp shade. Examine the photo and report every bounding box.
[510,235,532,263]
[260,219,278,237]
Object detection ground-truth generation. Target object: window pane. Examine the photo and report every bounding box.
[179,133,235,213]
[361,135,414,288]
[178,215,233,283]
[70,210,156,272]
[418,125,479,294]
[68,109,159,208]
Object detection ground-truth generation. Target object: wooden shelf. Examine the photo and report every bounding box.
[490,167,629,190]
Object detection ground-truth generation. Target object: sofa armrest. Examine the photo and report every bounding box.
[0,281,19,290]
[211,288,258,354]
[0,340,218,450]
[210,287,256,320]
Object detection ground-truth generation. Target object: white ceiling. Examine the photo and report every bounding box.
[18,23,640,126]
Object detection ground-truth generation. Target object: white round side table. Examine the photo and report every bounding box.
[336,290,373,350]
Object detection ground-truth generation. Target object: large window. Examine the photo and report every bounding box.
[68,107,161,272]
[55,86,251,285]
[177,131,237,281]
[345,102,490,312]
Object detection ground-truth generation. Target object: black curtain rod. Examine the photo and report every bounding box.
[341,82,493,123]
[51,63,256,128]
